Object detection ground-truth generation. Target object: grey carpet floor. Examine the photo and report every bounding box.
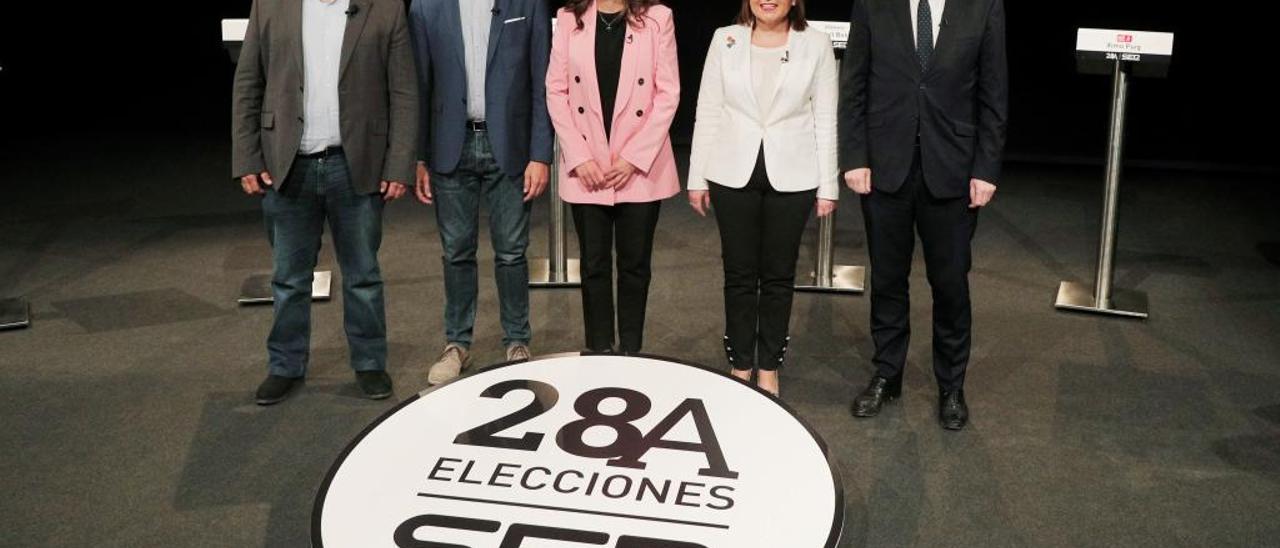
[1,135,1278,547]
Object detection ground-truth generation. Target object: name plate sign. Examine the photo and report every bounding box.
[1076,28,1174,77]
[222,19,248,42]
[810,20,851,51]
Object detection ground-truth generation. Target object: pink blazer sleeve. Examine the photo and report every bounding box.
[620,8,680,174]
[545,10,594,173]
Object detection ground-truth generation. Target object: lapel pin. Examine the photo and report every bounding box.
[627,34,634,44]
[727,36,737,49]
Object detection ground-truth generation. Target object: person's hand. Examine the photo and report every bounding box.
[240,171,273,196]
[604,157,638,191]
[843,168,871,195]
[970,178,997,208]
[381,181,407,202]
[573,160,607,192]
[688,190,711,217]
[415,162,433,205]
[523,161,550,202]
[816,199,837,218]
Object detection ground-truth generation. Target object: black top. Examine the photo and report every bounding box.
[595,10,626,141]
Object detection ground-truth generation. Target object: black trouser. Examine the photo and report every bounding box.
[570,201,662,353]
[709,151,815,372]
[861,147,979,391]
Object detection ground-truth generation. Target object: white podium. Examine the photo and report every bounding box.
[529,17,582,288]
[793,21,866,294]
[222,18,333,306]
[1055,29,1175,319]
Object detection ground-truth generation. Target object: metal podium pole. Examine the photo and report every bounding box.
[530,141,581,288]
[796,210,865,293]
[1055,60,1148,319]
[0,298,31,331]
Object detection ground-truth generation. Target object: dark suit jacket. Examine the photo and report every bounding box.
[839,0,1008,198]
[231,0,419,194]
[408,0,554,177]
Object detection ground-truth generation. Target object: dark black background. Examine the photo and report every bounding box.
[1,1,1275,171]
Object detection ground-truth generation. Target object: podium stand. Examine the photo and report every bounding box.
[0,298,30,331]
[1055,29,1174,319]
[222,19,335,306]
[529,142,582,288]
[796,21,866,295]
[529,19,581,289]
[222,19,247,62]
[238,272,334,306]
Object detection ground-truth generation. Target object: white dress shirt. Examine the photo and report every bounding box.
[909,0,945,48]
[300,0,350,154]
[459,0,494,121]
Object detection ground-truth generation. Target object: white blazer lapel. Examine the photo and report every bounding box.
[725,26,760,122]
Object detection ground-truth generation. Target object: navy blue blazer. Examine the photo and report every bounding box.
[408,0,554,177]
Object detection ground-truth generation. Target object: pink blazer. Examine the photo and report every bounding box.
[546,3,681,206]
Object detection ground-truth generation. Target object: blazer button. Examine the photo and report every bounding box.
[574,76,581,83]
[636,109,644,117]
[638,78,645,86]
[582,134,587,140]
[578,107,585,114]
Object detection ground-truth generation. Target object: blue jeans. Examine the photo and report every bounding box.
[432,130,532,349]
[262,151,387,377]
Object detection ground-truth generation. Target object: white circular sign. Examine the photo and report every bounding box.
[313,354,844,547]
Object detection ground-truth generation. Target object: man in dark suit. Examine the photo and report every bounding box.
[408,0,553,384]
[839,0,1008,430]
[232,0,419,405]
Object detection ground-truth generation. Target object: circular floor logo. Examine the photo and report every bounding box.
[313,354,843,547]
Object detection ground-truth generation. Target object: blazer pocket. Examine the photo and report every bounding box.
[261,112,275,130]
[952,119,976,137]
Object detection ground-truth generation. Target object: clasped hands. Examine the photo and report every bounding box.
[574,157,638,192]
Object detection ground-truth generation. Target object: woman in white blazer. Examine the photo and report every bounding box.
[687,0,838,397]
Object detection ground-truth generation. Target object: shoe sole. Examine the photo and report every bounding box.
[363,390,392,401]
[256,394,290,406]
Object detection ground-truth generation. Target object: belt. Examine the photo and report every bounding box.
[298,146,344,160]
[467,120,488,132]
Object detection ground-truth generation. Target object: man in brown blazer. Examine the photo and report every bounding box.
[231,0,419,405]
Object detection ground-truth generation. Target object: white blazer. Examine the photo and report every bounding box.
[688,24,840,201]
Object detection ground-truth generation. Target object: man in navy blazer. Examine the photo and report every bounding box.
[408,0,553,384]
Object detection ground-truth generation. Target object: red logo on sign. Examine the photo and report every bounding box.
[1117,34,1133,43]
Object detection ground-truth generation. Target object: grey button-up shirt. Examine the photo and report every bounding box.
[300,0,350,154]
[459,0,494,122]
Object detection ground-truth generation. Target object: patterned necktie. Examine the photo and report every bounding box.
[917,0,934,69]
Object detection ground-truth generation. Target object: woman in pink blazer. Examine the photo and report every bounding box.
[547,0,680,354]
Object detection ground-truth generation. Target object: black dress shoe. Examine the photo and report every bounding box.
[255,375,301,406]
[851,375,902,418]
[357,371,393,400]
[939,389,969,430]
